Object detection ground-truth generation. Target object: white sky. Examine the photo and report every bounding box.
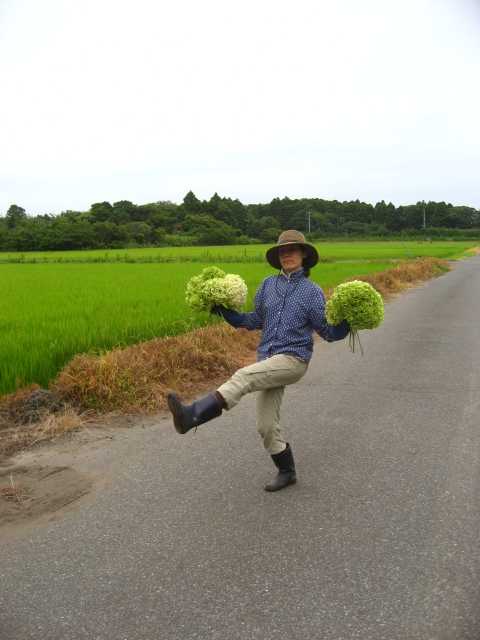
[1,0,479,216]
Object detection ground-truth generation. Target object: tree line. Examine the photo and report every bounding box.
[1,192,479,251]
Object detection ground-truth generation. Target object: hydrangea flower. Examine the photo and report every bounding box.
[185,267,248,313]
[326,280,385,354]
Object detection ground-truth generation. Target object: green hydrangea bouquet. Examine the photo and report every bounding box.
[325,280,385,354]
[185,266,248,312]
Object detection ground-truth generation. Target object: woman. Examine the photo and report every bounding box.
[168,230,349,491]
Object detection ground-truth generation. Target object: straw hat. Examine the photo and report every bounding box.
[266,230,319,270]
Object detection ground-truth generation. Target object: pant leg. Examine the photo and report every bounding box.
[256,385,286,455]
[217,353,307,410]
[217,354,307,454]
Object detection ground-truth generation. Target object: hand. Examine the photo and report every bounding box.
[331,319,350,340]
[210,305,225,317]
[210,305,244,329]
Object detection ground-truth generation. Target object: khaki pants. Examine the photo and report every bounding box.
[217,353,308,455]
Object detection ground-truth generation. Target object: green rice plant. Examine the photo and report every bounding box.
[312,241,477,261]
[0,263,205,395]
[0,241,476,264]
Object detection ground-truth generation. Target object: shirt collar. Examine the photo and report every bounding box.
[280,267,305,281]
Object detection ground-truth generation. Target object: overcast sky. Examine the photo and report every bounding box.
[1,0,479,216]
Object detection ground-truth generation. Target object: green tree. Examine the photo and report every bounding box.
[403,203,425,230]
[135,202,178,233]
[215,202,234,226]
[5,204,27,229]
[452,206,478,228]
[374,201,389,225]
[51,215,96,250]
[112,200,136,225]
[182,214,237,245]
[260,227,282,243]
[0,219,8,249]
[251,216,279,238]
[182,191,202,215]
[230,198,247,234]
[92,222,128,247]
[384,202,398,231]
[90,201,114,223]
[205,192,222,217]
[123,221,154,245]
[430,202,449,227]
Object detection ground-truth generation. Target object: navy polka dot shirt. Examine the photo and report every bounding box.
[241,268,347,364]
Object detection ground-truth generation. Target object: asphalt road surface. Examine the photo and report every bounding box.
[1,256,479,640]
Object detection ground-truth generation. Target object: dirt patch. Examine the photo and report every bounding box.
[0,411,163,540]
[0,464,95,534]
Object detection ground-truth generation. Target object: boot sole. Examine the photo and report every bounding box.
[167,392,187,434]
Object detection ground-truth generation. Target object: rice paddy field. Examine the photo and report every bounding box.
[0,241,476,397]
[0,240,476,263]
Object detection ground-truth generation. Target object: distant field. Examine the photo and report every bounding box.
[0,241,476,263]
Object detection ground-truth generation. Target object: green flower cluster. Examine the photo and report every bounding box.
[185,266,248,312]
[326,280,385,329]
[326,280,384,354]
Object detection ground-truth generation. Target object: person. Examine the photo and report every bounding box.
[168,230,350,491]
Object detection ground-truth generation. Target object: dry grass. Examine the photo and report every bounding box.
[0,385,61,425]
[56,324,260,413]
[0,257,451,460]
[324,257,450,301]
[0,389,91,460]
[1,475,31,503]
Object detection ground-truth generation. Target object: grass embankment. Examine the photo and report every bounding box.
[0,257,450,460]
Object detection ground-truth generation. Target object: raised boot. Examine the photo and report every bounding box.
[264,443,297,491]
[168,392,222,434]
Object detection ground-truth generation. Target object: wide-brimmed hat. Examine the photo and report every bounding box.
[266,230,319,270]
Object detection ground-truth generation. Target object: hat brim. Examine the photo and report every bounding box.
[266,242,319,270]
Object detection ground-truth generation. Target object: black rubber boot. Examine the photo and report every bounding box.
[167,392,222,434]
[264,443,297,492]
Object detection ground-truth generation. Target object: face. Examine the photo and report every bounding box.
[278,244,308,274]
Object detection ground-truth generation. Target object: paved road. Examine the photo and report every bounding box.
[1,256,479,640]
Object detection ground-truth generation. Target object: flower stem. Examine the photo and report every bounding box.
[349,329,364,356]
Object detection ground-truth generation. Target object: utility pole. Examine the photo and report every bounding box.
[307,211,311,234]
[423,208,426,229]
